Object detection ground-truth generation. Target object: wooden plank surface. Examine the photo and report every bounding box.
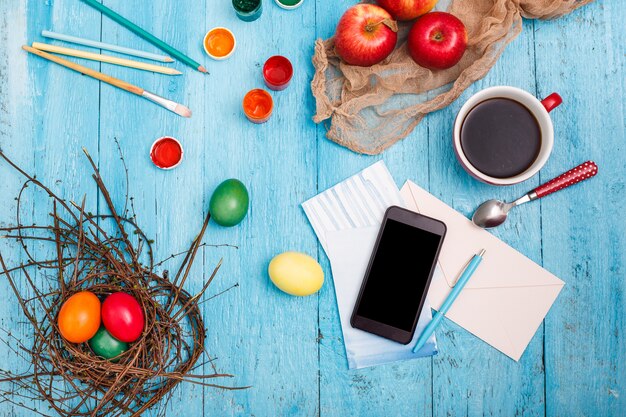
[0,0,623,415]
[427,17,546,417]
[0,0,101,414]
[534,2,626,415]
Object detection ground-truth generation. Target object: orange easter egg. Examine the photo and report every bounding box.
[58,291,101,343]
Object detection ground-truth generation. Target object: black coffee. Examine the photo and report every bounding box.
[460,97,541,179]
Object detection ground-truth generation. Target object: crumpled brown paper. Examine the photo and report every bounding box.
[311,0,593,154]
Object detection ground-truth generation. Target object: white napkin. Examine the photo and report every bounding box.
[302,161,437,369]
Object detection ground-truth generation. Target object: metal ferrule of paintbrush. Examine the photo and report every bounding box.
[142,90,192,118]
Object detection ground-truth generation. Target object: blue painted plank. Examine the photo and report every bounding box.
[0,0,101,415]
[314,1,433,415]
[94,0,209,414]
[197,1,319,415]
[533,2,626,416]
[426,17,546,417]
[94,0,319,415]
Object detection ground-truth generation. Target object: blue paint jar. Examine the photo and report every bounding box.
[232,0,263,22]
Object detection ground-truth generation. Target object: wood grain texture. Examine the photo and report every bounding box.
[533,2,626,416]
[0,0,623,416]
[427,17,546,417]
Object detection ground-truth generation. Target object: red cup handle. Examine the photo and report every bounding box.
[541,93,562,113]
[533,161,598,198]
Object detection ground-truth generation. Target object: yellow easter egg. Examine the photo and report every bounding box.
[268,252,324,296]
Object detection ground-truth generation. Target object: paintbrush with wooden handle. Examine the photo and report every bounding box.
[22,45,191,118]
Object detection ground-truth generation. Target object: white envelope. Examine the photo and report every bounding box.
[400,181,564,361]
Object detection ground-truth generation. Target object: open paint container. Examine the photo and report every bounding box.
[263,55,293,91]
[203,27,236,60]
[232,0,263,21]
[150,137,184,169]
[243,89,273,124]
[274,0,303,9]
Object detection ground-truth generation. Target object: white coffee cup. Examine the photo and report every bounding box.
[453,86,562,186]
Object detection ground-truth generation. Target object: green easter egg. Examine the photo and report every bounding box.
[209,179,249,227]
[88,327,128,360]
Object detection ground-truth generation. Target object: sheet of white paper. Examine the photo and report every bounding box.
[326,227,439,369]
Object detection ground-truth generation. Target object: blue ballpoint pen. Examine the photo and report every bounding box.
[412,249,486,353]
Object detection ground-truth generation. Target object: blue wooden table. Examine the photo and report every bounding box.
[0,0,624,416]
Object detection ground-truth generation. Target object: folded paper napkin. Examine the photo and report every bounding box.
[302,161,437,369]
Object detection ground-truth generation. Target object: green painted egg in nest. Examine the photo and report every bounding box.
[89,327,129,361]
[209,179,249,227]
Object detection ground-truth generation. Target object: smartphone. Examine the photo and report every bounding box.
[350,206,446,344]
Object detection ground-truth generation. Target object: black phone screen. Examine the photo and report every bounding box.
[355,218,442,332]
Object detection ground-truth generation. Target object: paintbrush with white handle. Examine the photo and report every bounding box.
[22,45,191,118]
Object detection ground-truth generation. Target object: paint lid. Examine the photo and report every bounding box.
[203,27,236,60]
[275,0,303,10]
[263,55,293,91]
[150,137,184,169]
[243,89,273,124]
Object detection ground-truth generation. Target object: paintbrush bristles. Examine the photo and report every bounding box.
[174,104,192,118]
[141,90,192,118]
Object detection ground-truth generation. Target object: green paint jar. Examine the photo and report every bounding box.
[232,0,263,22]
[275,0,303,9]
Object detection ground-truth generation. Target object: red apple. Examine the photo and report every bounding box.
[376,0,438,21]
[334,4,398,67]
[407,12,467,70]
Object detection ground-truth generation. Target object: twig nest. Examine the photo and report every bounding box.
[0,148,239,417]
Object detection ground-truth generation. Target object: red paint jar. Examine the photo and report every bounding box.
[242,89,273,124]
[262,56,293,91]
[150,137,184,169]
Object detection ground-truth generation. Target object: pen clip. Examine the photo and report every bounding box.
[450,249,486,288]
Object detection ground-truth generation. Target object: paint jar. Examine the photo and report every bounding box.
[275,0,303,10]
[232,0,263,22]
[263,55,293,91]
[150,137,184,169]
[203,27,236,60]
[243,89,273,124]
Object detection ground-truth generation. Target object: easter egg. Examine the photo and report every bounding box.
[268,252,324,296]
[102,292,145,343]
[89,327,129,360]
[58,291,101,343]
[209,179,249,227]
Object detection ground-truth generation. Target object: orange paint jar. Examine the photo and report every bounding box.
[203,27,236,60]
[243,89,273,124]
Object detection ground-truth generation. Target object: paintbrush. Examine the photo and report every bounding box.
[22,45,191,118]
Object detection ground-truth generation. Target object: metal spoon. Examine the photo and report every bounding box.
[472,161,598,228]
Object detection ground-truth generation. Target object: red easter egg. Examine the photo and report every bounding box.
[101,292,145,343]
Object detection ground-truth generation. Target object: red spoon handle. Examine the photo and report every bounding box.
[533,161,598,198]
